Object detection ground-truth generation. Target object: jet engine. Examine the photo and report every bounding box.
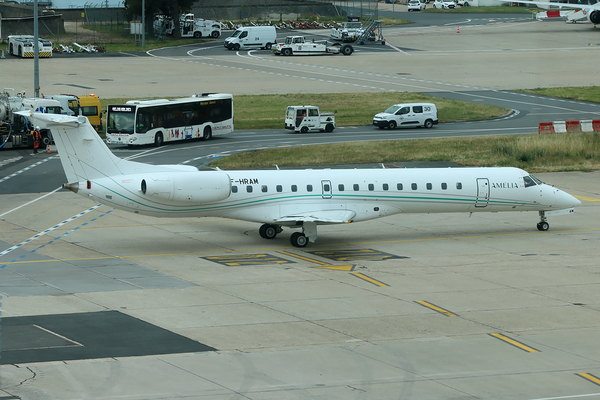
[589,10,600,24]
[141,171,231,203]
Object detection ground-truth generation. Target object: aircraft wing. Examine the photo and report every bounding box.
[275,209,357,224]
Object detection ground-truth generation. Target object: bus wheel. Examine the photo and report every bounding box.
[154,132,164,147]
[203,126,212,140]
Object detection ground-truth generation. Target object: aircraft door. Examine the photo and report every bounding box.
[321,180,332,199]
[475,178,489,207]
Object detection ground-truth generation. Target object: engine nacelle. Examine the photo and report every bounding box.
[141,171,231,204]
[589,10,600,24]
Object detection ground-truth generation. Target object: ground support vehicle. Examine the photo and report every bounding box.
[433,0,456,8]
[106,93,233,146]
[285,106,336,133]
[408,0,427,11]
[372,103,438,130]
[8,35,52,58]
[224,26,277,50]
[1,89,59,148]
[44,94,102,131]
[330,22,365,42]
[274,36,353,56]
[155,14,221,39]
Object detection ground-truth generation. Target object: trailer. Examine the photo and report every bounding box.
[7,35,53,58]
[273,36,353,56]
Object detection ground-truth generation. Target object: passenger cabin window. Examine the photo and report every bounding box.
[426,183,432,190]
[307,185,313,192]
[232,186,238,193]
[353,184,360,191]
[411,183,417,190]
[338,184,345,191]
[441,183,447,190]
[291,185,297,192]
[413,106,423,113]
[276,185,283,192]
[261,185,268,193]
[368,184,374,191]
[456,182,462,190]
[247,186,253,193]
[383,184,389,191]
[397,183,403,190]
[323,183,330,192]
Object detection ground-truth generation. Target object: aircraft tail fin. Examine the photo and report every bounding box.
[23,113,143,183]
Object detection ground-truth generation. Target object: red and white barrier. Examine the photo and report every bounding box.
[539,120,600,134]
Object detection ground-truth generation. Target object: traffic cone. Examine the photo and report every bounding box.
[457,26,460,33]
[46,145,51,153]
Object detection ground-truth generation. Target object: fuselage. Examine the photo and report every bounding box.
[74,167,579,225]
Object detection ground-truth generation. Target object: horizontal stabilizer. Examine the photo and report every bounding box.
[276,209,357,224]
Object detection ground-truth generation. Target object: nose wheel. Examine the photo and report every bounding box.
[537,211,549,231]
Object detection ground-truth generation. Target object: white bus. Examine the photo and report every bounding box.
[106,93,233,146]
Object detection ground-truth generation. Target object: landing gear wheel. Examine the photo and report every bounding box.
[537,222,549,231]
[388,121,397,130]
[290,232,308,248]
[259,224,278,239]
[154,132,164,147]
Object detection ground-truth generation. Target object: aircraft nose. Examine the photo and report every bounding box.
[553,188,581,209]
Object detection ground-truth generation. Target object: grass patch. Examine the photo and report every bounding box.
[98,92,509,132]
[517,86,600,104]
[210,132,600,173]
[233,92,508,130]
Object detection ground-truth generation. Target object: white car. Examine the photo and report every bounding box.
[408,0,426,11]
[433,0,456,8]
[456,0,470,5]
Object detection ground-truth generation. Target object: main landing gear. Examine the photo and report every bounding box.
[537,211,550,231]
[258,222,317,248]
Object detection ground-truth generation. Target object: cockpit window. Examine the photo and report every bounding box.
[523,175,538,188]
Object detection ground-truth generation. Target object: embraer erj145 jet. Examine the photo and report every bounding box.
[30,113,580,247]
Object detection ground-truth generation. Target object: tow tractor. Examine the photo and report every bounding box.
[273,36,353,56]
[285,105,336,133]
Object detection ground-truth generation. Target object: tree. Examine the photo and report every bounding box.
[123,0,194,38]
[158,0,195,40]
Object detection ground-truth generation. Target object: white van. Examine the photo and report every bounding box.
[224,26,277,50]
[372,103,438,130]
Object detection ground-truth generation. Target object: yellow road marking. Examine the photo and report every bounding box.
[351,273,388,287]
[574,194,600,202]
[415,300,457,317]
[278,251,331,265]
[577,373,600,387]
[489,333,539,353]
[316,265,355,271]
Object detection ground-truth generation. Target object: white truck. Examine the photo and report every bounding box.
[155,13,221,39]
[285,105,336,133]
[0,89,59,149]
[273,36,354,56]
[8,35,53,58]
[224,26,277,50]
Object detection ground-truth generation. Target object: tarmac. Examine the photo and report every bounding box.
[1,14,600,400]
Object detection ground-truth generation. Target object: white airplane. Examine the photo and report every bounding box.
[28,113,580,247]
[501,0,600,24]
